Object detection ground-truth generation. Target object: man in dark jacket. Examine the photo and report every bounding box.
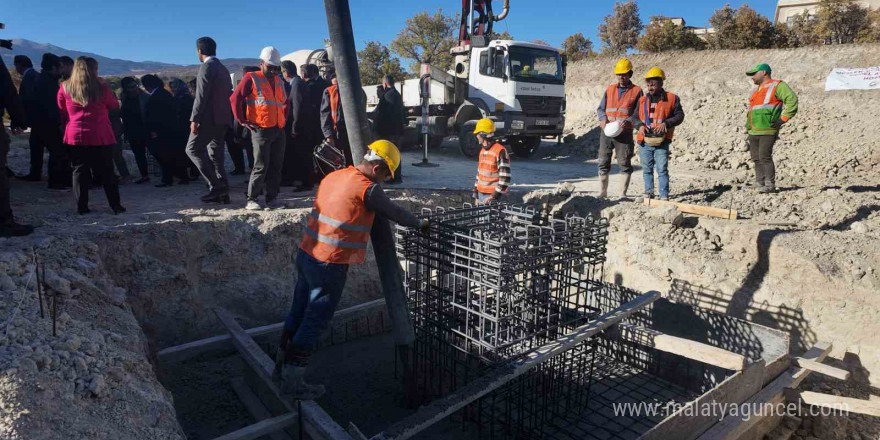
[30,54,70,189]
[120,77,152,183]
[280,60,304,186]
[13,55,41,181]
[0,54,34,237]
[373,74,405,183]
[142,75,189,187]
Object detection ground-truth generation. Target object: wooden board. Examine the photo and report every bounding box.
[696,342,833,440]
[369,291,661,440]
[214,308,353,440]
[230,377,292,440]
[616,324,746,371]
[159,299,387,364]
[643,198,737,220]
[787,390,880,417]
[793,357,850,381]
[209,414,297,440]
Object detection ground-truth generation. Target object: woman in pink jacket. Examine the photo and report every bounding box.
[57,57,125,214]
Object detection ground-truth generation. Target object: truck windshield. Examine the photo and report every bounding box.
[508,46,563,84]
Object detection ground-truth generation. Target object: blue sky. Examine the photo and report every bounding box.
[5,1,777,65]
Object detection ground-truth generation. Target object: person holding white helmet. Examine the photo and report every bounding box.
[596,58,643,199]
[276,139,428,399]
[472,118,511,205]
[230,46,289,210]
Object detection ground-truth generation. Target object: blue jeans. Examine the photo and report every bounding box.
[639,143,670,198]
[284,249,349,350]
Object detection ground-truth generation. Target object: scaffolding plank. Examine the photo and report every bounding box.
[214,308,353,440]
[369,290,661,440]
[616,324,746,371]
[696,342,832,440]
[209,414,296,440]
[793,357,850,381]
[643,198,737,220]
[159,299,387,364]
[230,377,292,440]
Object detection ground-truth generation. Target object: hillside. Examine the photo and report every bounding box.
[1,39,259,77]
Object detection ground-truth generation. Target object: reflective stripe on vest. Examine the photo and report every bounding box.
[300,166,375,264]
[245,72,286,128]
[749,80,782,111]
[604,84,642,125]
[636,91,677,143]
[476,143,506,194]
[327,84,340,132]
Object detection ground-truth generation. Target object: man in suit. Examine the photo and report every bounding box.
[280,60,304,187]
[186,36,233,204]
[142,74,189,187]
[30,53,70,189]
[297,64,328,188]
[373,74,405,183]
[13,55,41,181]
[0,54,34,237]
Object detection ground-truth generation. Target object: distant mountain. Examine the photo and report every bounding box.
[1,39,260,77]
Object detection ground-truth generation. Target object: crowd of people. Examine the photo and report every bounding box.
[1,36,410,220]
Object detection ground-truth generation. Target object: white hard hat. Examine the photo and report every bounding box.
[259,46,281,66]
[604,121,624,138]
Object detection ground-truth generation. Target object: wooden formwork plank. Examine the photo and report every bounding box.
[159,299,387,364]
[213,308,353,440]
[643,198,737,220]
[230,377,292,440]
[793,357,850,381]
[369,291,662,440]
[785,390,880,417]
[615,324,747,371]
[696,342,833,440]
[209,414,297,440]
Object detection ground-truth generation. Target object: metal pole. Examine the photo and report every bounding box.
[324,0,371,161]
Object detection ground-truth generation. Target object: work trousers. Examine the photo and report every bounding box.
[248,127,286,202]
[0,127,12,223]
[69,145,121,212]
[284,249,349,351]
[639,143,670,199]
[129,139,149,179]
[148,137,189,184]
[186,123,229,193]
[597,130,635,176]
[748,134,777,188]
[30,125,71,187]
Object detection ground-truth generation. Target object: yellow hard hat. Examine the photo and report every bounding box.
[473,118,496,135]
[645,67,666,80]
[614,58,633,75]
[367,139,401,178]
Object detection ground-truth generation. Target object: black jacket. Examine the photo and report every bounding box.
[285,75,306,137]
[19,68,38,128]
[0,57,25,129]
[299,77,327,141]
[145,88,179,141]
[121,91,150,142]
[374,86,404,138]
[31,71,61,127]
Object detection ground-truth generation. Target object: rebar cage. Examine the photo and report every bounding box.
[395,204,610,363]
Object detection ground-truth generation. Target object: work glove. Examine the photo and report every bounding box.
[770,119,785,129]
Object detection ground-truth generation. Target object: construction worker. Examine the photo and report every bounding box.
[596,58,643,199]
[745,63,798,193]
[630,67,684,201]
[472,118,511,205]
[277,140,428,399]
[231,46,289,210]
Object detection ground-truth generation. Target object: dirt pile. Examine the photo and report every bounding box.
[564,44,880,185]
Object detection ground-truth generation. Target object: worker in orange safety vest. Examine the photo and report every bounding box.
[472,118,511,205]
[596,58,643,199]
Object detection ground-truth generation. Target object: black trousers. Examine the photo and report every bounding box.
[69,145,121,212]
[32,125,71,187]
[748,134,777,187]
[148,137,189,184]
[129,139,149,178]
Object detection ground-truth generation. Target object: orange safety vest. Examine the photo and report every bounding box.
[245,71,286,129]
[636,91,678,143]
[475,143,507,195]
[748,79,783,129]
[604,83,642,130]
[327,84,340,131]
[300,166,375,265]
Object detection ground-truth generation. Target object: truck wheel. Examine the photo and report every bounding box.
[509,136,541,158]
[458,126,481,159]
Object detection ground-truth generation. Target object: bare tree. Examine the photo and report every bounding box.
[597,1,643,55]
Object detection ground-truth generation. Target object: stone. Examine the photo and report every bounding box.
[17,358,37,372]
[0,274,16,292]
[88,375,107,397]
[43,270,71,296]
[850,221,868,234]
[671,213,686,228]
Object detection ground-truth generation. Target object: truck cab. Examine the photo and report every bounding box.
[459,40,566,157]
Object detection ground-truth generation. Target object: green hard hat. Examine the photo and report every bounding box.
[746,63,772,76]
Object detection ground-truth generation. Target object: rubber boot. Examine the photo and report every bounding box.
[620,174,631,199]
[281,365,326,400]
[598,174,609,199]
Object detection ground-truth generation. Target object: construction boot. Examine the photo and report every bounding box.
[598,174,609,199]
[281,365,326,400]
[620,174,632,198]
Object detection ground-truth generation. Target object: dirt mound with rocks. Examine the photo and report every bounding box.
[563,44,880,185]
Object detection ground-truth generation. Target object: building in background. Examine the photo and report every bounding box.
[775,0,880,25]
[651,16,716,41]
